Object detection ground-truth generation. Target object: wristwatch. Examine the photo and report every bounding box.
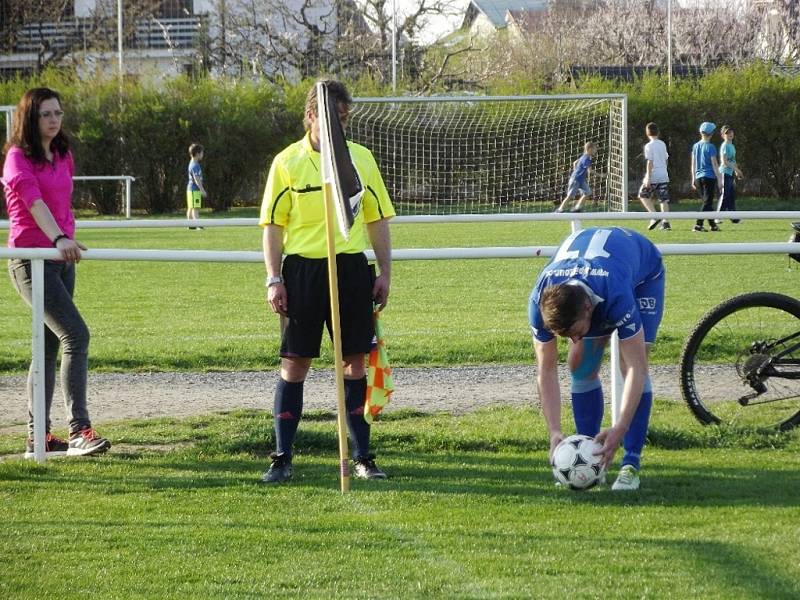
[266,275,284,287]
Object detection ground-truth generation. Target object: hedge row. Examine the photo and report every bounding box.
[578,64,800,199]
[0,72,306,215]
[1,64,799,217]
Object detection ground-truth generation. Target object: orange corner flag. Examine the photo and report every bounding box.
[364,307,393,423]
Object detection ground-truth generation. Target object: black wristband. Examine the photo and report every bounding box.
[52,234,68,246]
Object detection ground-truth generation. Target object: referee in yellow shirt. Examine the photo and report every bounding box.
[259,79,395,484]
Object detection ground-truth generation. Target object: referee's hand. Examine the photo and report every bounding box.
[372,274,390,311]
[267,282,288,316]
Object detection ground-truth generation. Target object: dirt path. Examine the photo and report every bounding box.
[0,365,684,435]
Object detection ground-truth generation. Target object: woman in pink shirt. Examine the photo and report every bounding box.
[3,87,110,458]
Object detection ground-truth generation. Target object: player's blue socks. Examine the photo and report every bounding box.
[622,390,653,471]
[273,379,304,459]
[571,378,604,437]
[344,377,370,459]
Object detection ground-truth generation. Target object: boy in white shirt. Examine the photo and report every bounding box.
[637,122,671,231]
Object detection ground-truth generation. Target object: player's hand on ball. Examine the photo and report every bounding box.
[267,282,288,316]
[549,431,564,462]
[593,426,624,469]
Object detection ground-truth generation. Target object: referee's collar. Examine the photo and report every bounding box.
[302,132,318,156]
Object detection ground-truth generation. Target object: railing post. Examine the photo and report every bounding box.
[31,259,46,463]
[125,177,132,219]
[609,332,623,426]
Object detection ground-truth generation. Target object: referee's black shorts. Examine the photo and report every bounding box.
[280,253,375,358]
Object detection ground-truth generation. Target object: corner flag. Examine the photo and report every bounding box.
[317,82,364,241]
[365,307,394,423]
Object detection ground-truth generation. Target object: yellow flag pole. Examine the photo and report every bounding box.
[322,180,351,494]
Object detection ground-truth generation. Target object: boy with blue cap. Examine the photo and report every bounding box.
[690,122,721,232]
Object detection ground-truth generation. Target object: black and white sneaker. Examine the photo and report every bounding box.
[24,433,69,459]
[67,428,111,456]
[353,454,387,480]
[260,452,293,484]
[693,225,707,232]
[647,218,662,231]
[660,221,671,231]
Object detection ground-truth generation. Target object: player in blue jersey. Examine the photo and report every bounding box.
[528,227,665,490]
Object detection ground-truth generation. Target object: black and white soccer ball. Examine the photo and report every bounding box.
[551,434,606,490]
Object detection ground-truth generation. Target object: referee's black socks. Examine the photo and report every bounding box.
[344,377,370,459]
[273,379,304,459]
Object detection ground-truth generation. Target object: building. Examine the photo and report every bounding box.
[460,0,548,37]
[0,0,370,81]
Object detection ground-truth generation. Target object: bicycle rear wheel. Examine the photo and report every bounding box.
[680,292,800,431]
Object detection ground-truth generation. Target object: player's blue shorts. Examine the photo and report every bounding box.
[631,269,665,344]
[566,177,591,199]
[582,267,665,344]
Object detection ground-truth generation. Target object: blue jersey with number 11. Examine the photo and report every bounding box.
[529,227,663,343]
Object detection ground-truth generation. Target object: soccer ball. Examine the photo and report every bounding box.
[551,434,606,490]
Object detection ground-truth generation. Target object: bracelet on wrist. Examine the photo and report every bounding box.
[266,275,283,287]
[52,234,68,246]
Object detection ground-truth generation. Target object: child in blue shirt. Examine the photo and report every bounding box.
[556,141,596,213]
[186,143,207,230]
[717,125,744,224]
[690,122,721,232]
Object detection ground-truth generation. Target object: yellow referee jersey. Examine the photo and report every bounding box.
[259,133,396,259]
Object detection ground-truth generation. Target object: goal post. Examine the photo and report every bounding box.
[348,94,628,215]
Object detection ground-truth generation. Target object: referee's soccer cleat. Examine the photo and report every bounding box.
[647,219,662,230]
[611,465,640,491]
[353,454,387,480]
[260,452,293,484]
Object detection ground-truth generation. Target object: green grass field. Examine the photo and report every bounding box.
[1,404,799,598]
[1,203,798,373]
[2,203,800,597]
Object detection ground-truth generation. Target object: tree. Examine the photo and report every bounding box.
[203,0,463,83]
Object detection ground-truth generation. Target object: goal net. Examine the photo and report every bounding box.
[348,95,627,215]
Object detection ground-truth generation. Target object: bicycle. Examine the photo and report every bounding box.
[678,223,800,431]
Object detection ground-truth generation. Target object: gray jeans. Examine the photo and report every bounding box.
[8,259,91,437]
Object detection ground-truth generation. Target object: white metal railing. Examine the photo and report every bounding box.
[2,105,14,142]
[3,211,800,463]
[3,210,800,231]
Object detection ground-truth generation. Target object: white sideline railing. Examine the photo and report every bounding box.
[2,210,800,231]
[72,176,136,219]
[3,211,800,463]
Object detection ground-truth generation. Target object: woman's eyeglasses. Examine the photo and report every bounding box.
[39,110,65,119]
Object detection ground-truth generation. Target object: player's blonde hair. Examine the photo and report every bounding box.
[540,284,588,337]
[584,141,597,153]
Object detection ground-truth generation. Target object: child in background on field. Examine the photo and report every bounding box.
[690,122,721,232]
[638,122,671,231]
[186,143,207,230]
[555,141,596,213]
[716,125,744,224]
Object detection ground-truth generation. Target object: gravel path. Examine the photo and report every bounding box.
[0,365,683,435]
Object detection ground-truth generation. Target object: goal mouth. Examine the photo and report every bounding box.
[348,94,627,215]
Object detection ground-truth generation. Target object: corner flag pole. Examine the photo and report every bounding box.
[322,179,350,493]
[317,82,351,493]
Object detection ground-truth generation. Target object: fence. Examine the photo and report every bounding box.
[2,210,799,462]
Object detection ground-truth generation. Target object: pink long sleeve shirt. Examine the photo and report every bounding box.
[2,145,75,248]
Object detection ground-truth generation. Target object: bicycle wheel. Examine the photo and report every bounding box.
[680,292,800,431]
